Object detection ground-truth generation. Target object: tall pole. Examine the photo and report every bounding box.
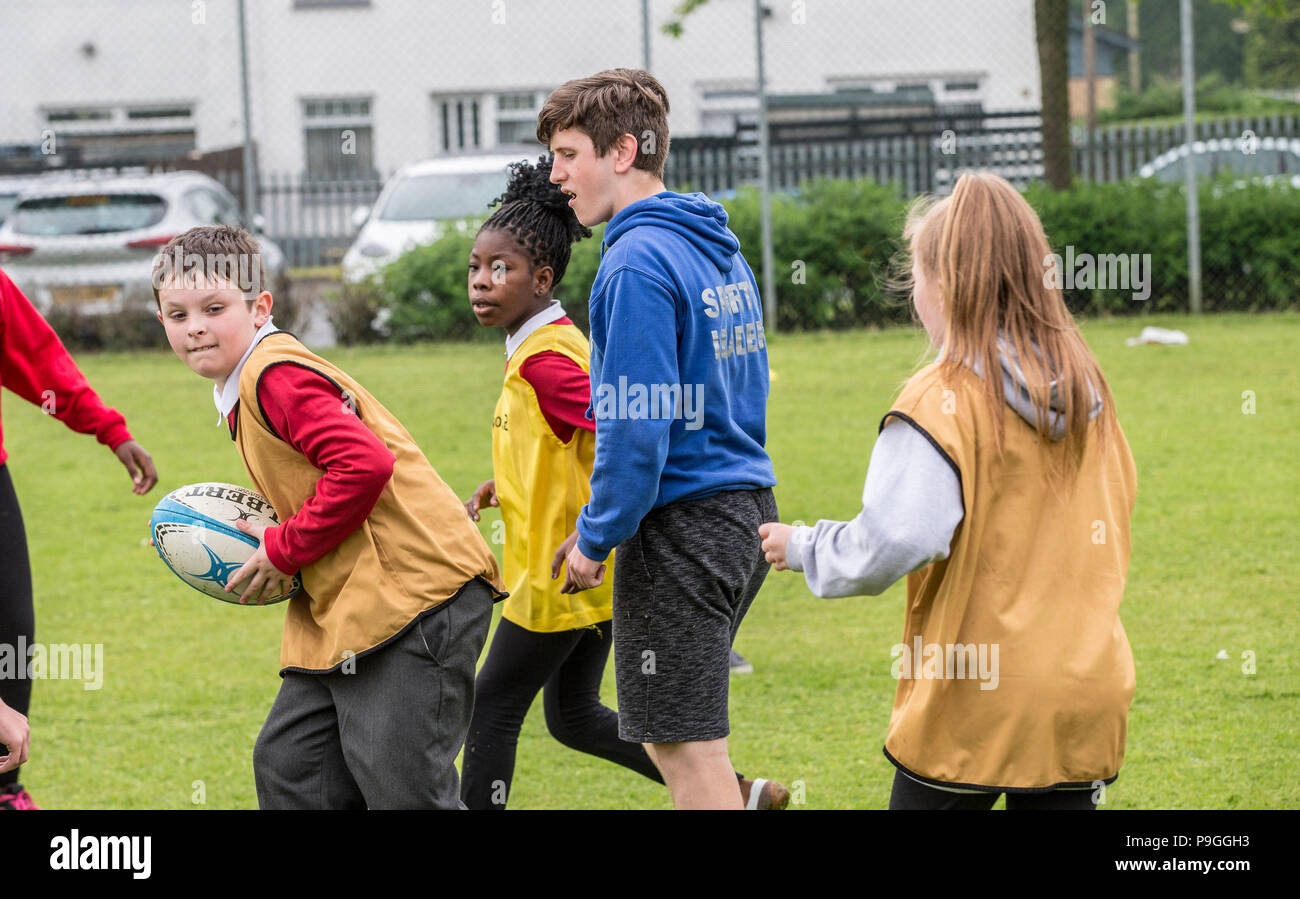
[1083,0,1096,181]
[1127,0,1141,91]
[642,0,652,71]
[237,0,258,221]
[1180,0,1202,314]
[754,0,776,332]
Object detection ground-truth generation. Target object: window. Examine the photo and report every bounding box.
[128,107,193,120]
[495,91,544,146]
[46,108,113,123]
[9,193,167,237]
[185,189,243,226]
[438,96,482,153]
[303,97,374,178]
[40,105,196,166]
[497,92,535,111]
[376,171,512,222]
[184,189,222,224]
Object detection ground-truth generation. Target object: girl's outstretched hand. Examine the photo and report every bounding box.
[758,522,794,571]
[465,479,498,521]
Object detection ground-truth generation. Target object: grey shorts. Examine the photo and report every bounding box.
[611,487,778,744]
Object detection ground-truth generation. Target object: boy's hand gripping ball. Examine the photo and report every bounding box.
[150,482,301,605]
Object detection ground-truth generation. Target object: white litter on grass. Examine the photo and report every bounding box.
[1126,326,1189,347]
[1215,649,1230,660]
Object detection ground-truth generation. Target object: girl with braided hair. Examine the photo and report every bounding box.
[459,155,664,808]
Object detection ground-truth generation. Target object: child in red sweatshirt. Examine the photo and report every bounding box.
[0,268,158,809]
[153,227,503,808]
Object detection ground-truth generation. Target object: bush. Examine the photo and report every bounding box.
[345,173,1300,343]
[1098,73,1300,124]
[45,304,163,352]
[1026,174,1300,315]
[376,226,494,344]
[722,179,911,330]
[322,279,387,346]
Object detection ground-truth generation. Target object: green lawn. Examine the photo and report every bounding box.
[6,312,1297,809]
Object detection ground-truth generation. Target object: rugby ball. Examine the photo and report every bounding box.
[151,482,301,605]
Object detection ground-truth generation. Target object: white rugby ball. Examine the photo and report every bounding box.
[151,482,301,605]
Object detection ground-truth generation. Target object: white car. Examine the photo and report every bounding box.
[342,152,533,284]
[0,174,43,229]
[1138,135,1300,185]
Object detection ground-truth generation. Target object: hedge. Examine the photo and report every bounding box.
[326,172,1300,345]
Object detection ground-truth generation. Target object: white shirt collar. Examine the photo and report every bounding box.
[504,300,566,361]
[214,317,280,423]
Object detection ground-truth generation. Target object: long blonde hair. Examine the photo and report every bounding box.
[903,171,1116,484]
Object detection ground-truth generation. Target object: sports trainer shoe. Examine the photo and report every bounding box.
[0,784,39,810]
[729,649,754,675]
[738,776,790,810]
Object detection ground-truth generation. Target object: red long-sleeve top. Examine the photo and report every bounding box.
[227,363,395,574]
[0,268,133,466]
[515,318,595,443]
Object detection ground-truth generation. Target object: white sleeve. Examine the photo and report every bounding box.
[784,418,964,598]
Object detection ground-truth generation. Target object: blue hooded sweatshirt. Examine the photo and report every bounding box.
[575,191,777,561]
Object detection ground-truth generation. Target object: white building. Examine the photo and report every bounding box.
[0,0,1041,176]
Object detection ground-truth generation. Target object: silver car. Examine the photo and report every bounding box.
[0,174,43,230]
[0,170,288,315]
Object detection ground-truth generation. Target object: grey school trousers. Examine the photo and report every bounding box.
[253,579,494,809]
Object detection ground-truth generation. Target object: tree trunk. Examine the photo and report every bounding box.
[1036,0,1073,190]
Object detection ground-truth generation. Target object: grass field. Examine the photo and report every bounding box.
[6,311,1297,809]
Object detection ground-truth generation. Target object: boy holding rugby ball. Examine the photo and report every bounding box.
[153,226,504,809]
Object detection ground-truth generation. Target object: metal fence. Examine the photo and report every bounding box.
[3,0,1297,300]
[165,109,1295,269]
[249,171,386,269]
[667,110,1300,197]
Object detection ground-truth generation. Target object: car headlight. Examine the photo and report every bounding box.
[358,243,390,258]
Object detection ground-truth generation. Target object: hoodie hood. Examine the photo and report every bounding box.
[997,335,1103,441]
[945,335,1104,441]
[603,191,739,274]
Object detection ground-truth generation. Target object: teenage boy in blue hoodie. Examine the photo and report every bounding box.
[541,68,779,810]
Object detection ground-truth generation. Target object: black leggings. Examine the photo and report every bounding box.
[889,769,1099,810]
[0,465,34,787]
[460,616,662,809]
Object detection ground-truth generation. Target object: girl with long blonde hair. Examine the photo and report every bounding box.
[761,171,1138,809]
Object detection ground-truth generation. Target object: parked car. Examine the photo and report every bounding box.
[1138,135,1300,186]
[0,170,288,315]
[342,151,532,284]
[0,174,43,229]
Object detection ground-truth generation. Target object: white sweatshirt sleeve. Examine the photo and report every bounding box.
[784,418,965,598]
